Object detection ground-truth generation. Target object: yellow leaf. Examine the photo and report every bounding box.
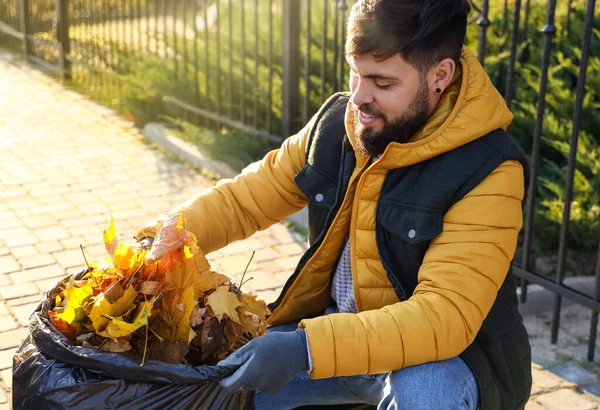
[175,286,197,342]
[89,286,139,333]
[239,294,271,319]
[189,243,211,272]
[98,299,155,339]
[55,277,94,325]
[88,296,111,332]
[103,216,118,256]
[154,286,197,342]
[206,286,242,323]
[194,271,229,298]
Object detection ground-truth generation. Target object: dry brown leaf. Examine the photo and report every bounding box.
[196,317,229,361]
[147,340,190,364]
[140,281,161,295]
[239,311,267,339]
[101,338,132,353]
[190,306,207,327]
[224,320,243,348]
[103,281,125,300]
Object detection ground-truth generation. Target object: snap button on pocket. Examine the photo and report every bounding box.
[408,229,416,239]
[315,193,324,202]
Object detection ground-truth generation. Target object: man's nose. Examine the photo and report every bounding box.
[350,82,374,107]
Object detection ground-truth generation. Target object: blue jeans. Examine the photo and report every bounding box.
[254,320,478,410]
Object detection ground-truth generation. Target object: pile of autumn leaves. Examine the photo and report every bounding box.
[48,214,269,366]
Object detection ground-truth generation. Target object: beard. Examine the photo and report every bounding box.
[354,79,431,157]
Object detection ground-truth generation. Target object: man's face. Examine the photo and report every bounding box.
[347,53,433,157]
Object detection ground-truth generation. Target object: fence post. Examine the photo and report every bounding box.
[18,0,31,57]
[504,0,521,110]
[477,0,490,65]
[281,0,301,139]
[56,0,71,80]
[520,0,557,305]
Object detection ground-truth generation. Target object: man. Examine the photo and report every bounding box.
[139,0,532,408]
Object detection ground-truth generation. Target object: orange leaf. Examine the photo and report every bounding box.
[239,294,271,319]
[49,311,77,342]
[238,311,267,339]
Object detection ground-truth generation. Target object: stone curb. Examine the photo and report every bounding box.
[142,122,239,180]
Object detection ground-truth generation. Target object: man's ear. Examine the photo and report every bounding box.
[429,58,456,94]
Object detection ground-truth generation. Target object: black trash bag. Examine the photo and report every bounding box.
[12,272,254,410]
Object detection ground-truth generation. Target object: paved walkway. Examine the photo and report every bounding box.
[0,50,598,409]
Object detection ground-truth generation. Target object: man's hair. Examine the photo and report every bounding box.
[346,0,471,71]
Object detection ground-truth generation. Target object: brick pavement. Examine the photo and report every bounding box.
[0,50,599,409]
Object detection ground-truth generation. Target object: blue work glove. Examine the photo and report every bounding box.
[137,236,154,250]
[216,329,309,393]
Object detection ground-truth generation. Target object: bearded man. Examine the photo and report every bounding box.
[139,0,532,408]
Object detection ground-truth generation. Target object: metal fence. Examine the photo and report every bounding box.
[0,0,353,141]
[1,0,600,361]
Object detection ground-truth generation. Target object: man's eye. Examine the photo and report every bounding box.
[375,83,392,90]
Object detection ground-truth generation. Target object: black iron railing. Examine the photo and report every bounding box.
[1,0,599,362]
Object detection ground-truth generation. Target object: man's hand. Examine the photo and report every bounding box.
[216,329,309,393]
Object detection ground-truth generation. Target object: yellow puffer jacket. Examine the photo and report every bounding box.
[140,47,524,380]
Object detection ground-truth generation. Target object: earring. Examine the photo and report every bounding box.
[435,88,442,94]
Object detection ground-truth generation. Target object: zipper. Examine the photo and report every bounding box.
[461,356,484,410]
[348,168,365,310]
[269,138,348,313]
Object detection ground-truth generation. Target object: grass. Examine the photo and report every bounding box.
[167,117,273,172]
[282,220,309,240]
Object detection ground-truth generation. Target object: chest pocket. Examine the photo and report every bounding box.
[378,204,444,296]
[295,164,339,244]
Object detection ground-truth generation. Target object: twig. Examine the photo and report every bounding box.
[141,295,149,367]
[240,277,254,289]
[80,244,91,271]
[239,251,255,292]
